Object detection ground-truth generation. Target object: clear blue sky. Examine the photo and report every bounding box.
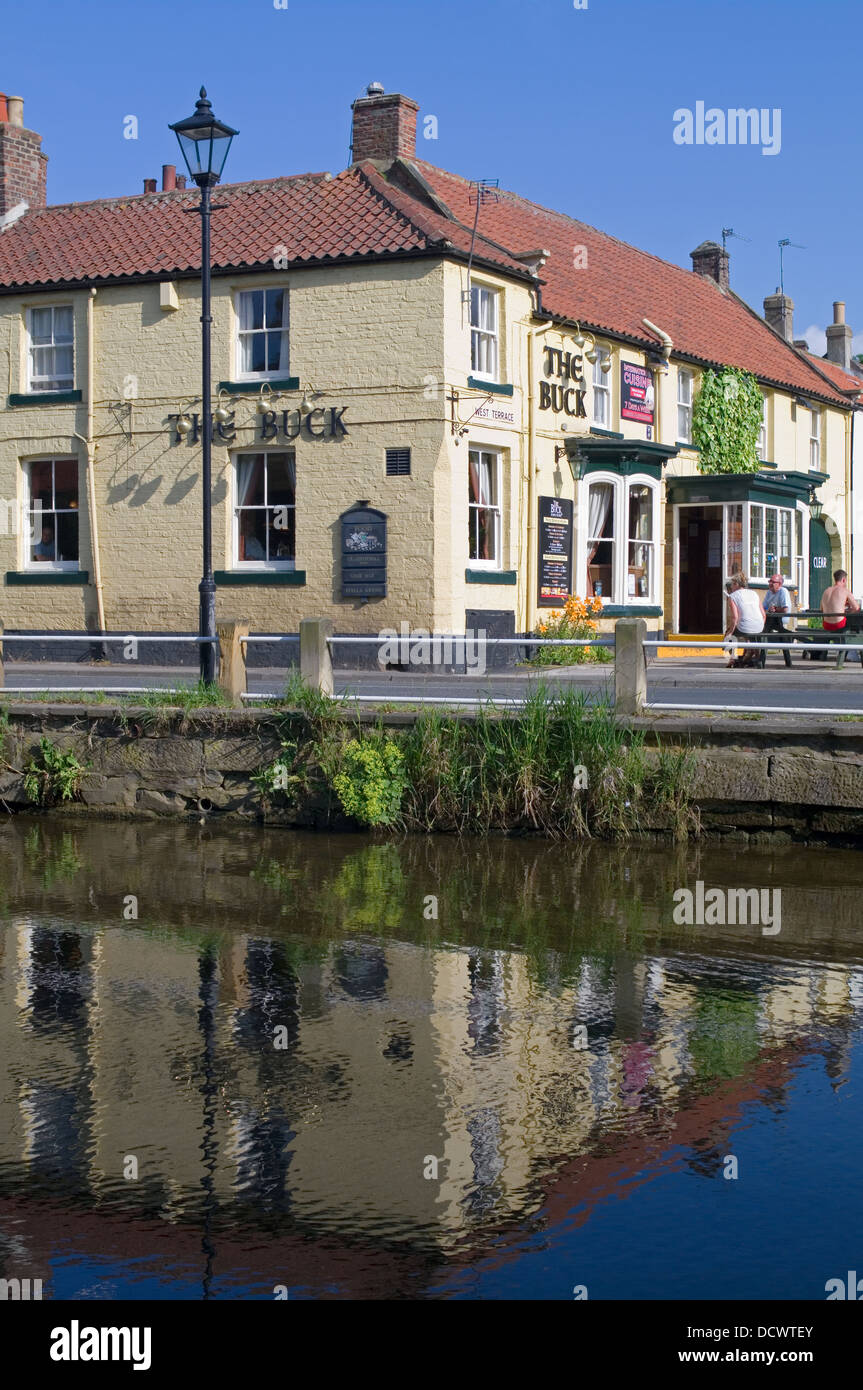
[3,0,859,351]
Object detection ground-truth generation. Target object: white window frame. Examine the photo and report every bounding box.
[232,450,297,570]
[677,368,693,444]
[747,501,796,583]
[757,392,768,461]
[234,288,290,382]
[577,472,660,606]
[23,457,80,572]
[810,407,821,471]
[467,446,502,569]
[26,305,74,394]
[592,350,611,427]
[469,283,500,382]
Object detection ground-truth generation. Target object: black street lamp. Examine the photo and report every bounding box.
[170,89,238,684]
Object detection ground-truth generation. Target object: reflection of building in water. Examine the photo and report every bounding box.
[0,917,862,1259]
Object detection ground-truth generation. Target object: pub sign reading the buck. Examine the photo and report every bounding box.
[341,503,387,598]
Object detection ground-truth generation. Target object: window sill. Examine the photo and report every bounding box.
[675,440,699,451]
[6,570,89,585]
[8,390,82,407]
[467,377,514,397]
[214,569,306,586]
[465,568,517,585]
[217,377,299,394]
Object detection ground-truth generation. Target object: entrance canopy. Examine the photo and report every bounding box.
[668,470,823,633]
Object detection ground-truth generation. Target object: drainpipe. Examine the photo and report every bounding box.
[73,287,106,635]
[525,318,553,632]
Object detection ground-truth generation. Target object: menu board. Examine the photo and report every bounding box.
[537,496,573,607]
[621,362,655,424]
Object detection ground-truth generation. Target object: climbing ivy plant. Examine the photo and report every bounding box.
[691,366,763,474]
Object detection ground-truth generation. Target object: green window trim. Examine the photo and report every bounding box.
[7,390,82,407]
[465,568,517,585]
[214,569,306,586]
[217,378,299,394]
[598,604,663,618]
[5,570,89,585]
[467,377,514,397]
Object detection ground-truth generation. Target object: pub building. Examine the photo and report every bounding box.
[0,83,861,662]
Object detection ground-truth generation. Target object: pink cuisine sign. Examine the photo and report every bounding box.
[621,363,655,424]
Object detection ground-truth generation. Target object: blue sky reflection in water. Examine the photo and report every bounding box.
[0,818,861,1301]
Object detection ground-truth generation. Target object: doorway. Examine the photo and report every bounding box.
[678,506,724,632]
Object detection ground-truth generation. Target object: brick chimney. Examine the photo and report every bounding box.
[690,240,729,290]
[764,289,794,342]
[162,164,176,191]
[0,94,48,219]
[826,300,853,371]
[351,83,419,164]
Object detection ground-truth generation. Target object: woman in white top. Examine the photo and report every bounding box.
[728,571,765,668]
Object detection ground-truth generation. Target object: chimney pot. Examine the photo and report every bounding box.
[764,291,794,343]
[143,178,157,194]
[350,88,419,165]
[0,93,47,218]
[176,173,187,189]
[690,240,730,290]
[826,300,853,370]
[162,164,176,191]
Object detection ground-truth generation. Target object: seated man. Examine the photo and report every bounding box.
[762,573,793,668]
[820,569,860,669]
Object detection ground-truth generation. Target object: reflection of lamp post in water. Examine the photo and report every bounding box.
[197,943,219,1298]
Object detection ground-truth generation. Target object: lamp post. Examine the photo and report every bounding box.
[170,89,238,684]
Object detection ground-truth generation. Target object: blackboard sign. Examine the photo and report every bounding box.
[341,504,387,598]
[538,495,573,607]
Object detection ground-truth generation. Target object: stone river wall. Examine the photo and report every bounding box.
[1,704,862,843]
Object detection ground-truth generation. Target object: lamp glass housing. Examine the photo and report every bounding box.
[170,88,237,186]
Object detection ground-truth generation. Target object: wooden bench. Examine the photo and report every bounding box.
[785,610,863,667]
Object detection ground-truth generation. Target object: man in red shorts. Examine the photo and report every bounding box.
[820,570,860,668]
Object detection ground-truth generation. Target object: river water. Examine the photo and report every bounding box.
[0,816,861,1301]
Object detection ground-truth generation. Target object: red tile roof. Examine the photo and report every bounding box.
[407,159,851,406]
[803,351,863,398]
[0,164,527,290]
[0,146,851,409]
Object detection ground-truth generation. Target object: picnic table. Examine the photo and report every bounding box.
[759,608,863,667]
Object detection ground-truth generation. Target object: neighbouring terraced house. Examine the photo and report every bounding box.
[0,82,861,654]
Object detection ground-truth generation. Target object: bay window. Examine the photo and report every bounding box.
[470,285,499,380]
[748,502,795,581]
[26,458,79,569]
[677,369,693,443]
[235,289,289,379]
[468,448,502,566]
[27,306,74,393]
[234,451,296,566]
[583,474,659,603]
